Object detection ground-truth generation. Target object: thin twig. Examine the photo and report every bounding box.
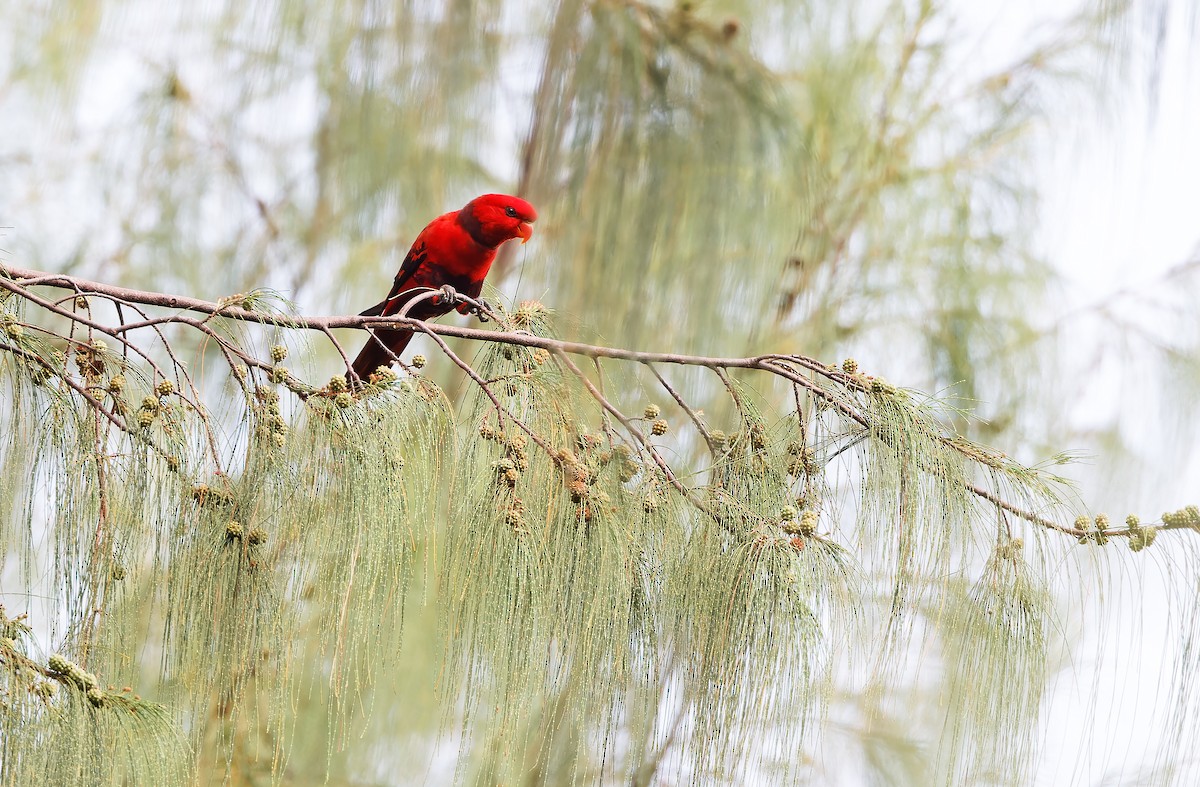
[408,320,557,461]
[646,362,716,453]
[0,340,128,433]
[555,350,709,515]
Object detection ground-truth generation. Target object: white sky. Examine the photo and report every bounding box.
[959,2,1199,500]
[966,6,1199,783]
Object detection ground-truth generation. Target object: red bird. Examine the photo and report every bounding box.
[350,194,537,382]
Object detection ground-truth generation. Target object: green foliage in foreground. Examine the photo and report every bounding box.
[0,290,1183,785]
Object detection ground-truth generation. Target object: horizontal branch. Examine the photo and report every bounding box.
[0,265,841,379]
[0,264,1173,543]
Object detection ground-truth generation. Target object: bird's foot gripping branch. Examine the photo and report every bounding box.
[1,262,1197,780]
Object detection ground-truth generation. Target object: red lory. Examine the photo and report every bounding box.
[350,194,537,382]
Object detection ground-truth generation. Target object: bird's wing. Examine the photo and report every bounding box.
[358,216,447,317]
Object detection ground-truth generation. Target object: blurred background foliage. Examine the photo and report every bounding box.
[2,0,1199,784]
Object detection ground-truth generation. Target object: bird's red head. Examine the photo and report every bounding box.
[458,194,538,249]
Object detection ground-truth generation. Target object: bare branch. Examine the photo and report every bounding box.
[647,363,716,453]
[555,350,710,516]
[408,319,558,462]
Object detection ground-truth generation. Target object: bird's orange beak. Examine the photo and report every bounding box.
[517,222,534,244]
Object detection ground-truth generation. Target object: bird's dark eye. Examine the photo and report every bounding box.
[505,206,518,218]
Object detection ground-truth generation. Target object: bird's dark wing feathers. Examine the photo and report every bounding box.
[381,241,430,314]
[358,241,430,317]
[357,299,387,317]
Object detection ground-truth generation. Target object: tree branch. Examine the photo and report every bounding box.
[0,263,1176,542]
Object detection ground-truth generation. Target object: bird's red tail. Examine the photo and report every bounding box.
[349,328,413,384]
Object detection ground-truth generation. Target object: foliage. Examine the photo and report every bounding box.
[0,0,1197,785]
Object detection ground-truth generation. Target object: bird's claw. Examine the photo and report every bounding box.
[434,284,461,307]
[469,298,493,323]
